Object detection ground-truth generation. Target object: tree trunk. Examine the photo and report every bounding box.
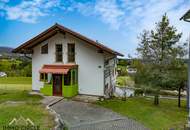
[178,87,181,108]
[154,92,159,105]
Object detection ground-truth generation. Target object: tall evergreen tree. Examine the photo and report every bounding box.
[137,30,151,61]
[136,14,187,105]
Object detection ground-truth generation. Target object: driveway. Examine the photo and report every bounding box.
[50,99,149,130]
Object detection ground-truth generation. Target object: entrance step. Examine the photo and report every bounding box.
[41,96,64,106]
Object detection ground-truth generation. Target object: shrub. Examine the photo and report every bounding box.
[144,88,157,95]
[134,89,144,96]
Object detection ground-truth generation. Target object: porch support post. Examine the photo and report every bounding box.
[62,74,64,86]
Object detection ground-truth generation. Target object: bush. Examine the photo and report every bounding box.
[134,89,144,96]
[116,76,135,87]
[144,88,158,95]
[117,66,128,76]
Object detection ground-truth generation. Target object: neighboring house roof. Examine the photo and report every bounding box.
[12,23,124,57]
[180,9,190,22]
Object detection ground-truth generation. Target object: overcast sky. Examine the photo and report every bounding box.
[0,0,190,57]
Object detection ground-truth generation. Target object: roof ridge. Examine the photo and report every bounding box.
[13,23,124,57]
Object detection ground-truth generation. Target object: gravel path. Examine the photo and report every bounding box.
[50,100,149,130]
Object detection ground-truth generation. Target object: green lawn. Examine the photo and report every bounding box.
[0,90,41,103]
[0,77,32,90]
[0,77,55,130]
[0,77,32,84]
[96,97,187,130]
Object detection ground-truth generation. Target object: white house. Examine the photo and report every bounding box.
[13,23,123,98]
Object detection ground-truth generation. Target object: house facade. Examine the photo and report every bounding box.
[13,23,123,98]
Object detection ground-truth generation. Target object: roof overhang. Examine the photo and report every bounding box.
[12,23,124,57]
[39,64,78,74]
[180,9,190,22]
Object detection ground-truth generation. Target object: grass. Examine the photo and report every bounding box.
[0,90,42,103]
[96,97,187,130]
[0,77,55,130]
[0,84,31,90]
[0,77,32,90]
[0,104,54,129]
[116,76,134,87]
[0,77,32,84]
[0,90,55,130]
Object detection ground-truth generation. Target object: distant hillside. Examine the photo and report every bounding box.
[0,46,31,60]
[0,46,13,54]
[0,46,17,58]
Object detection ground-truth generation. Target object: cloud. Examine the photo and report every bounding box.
[0,0,190,56]
[0,0,61,23]
[94,0,124,30]
[71,0,190,35]
[121,0,190,56]
[75,0,189,55]
[0,0,9,3]
[2,0,189,33]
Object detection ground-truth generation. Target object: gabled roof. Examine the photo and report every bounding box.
[12,23,124,56]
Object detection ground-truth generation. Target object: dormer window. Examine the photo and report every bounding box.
[41,44,48,54]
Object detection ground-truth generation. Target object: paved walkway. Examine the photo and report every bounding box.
[41,96,64,106]
[50,100,149,130]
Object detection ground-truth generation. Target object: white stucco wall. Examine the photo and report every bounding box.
[32,33,105,96]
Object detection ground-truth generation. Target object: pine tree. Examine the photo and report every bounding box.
[136,14,187,105]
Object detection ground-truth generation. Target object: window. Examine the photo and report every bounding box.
[68,44,75,62]
[40,73,44,81]
[41,44,48,54]
[72,70,76,84]
[44,73,48,81]
[104,60,109,66]
[55,44,63,62]
[63,69,78,85]
[64,71,71,85]
[40,73,48,81]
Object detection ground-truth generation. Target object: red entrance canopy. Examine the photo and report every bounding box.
[39,64,77,74]
[39,68,69,74]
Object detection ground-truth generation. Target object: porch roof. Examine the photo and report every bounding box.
[39,64,77,74]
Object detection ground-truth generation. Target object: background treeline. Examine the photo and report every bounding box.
[0,58,31,77]
[0,47,32,77]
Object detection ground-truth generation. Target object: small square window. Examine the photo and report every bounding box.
[40,73,48,81]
